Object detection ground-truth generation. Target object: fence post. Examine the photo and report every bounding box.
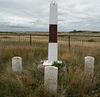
[19,35,20,43]
[68,36,70,51]
[30,34,32,46]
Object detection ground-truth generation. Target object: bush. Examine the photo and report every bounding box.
[88,39,95,42]
[92,31,100,33]
[52,61,67,68]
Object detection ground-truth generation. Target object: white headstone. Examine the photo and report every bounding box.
[12,57,22,74]
[84,56,95,76]
[44,66,58,93]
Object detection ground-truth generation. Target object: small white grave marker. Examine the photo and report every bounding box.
[44,66,58,93]
[12,56,22,74]
[84,56,95,76]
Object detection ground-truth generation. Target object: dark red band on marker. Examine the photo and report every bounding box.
[49,24,57,43]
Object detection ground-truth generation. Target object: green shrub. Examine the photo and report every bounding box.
[52,61,67,68]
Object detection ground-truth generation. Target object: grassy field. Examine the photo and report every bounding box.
[0,31,100,97]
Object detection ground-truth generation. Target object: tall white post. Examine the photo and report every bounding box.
[48,1,58,64]
[43,1,58,65]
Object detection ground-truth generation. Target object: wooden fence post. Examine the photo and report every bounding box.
[68,36,70,51]
[30,34,32,46]
[19,35,20,43]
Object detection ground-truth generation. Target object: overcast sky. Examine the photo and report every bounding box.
[0,0,100,32]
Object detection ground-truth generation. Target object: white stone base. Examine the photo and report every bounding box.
[37,60,67,75]
[43,60,62,65]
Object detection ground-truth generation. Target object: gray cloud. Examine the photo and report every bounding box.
[0,0,100,31]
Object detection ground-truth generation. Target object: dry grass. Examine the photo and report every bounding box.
[0,46,47,97]
[0,32,100,97]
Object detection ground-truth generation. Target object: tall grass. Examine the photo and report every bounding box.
[0,41,100,97]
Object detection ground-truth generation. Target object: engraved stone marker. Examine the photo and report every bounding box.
[84,56,95,76]
[12,57,22,74]
[43,1,58,65]
[44,66,58,93]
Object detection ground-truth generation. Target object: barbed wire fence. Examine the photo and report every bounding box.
[0,33,100,52]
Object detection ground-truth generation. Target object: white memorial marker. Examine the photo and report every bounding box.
[84,56,95,76]
[43,1,59,65]
[44,66,58,93]
[12,56,22,74]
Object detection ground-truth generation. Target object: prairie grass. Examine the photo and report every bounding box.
[0,36,100,97]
